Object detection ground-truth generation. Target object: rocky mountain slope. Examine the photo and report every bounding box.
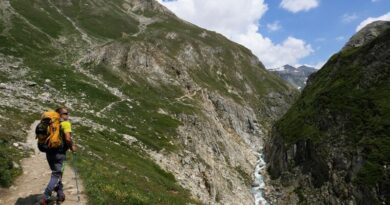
[269,65,317,90]
[265,21,390,205]
[0,0,297,204]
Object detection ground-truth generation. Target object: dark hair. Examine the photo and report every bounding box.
[55,107,68,114]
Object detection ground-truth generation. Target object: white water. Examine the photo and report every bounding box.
[252,151,269,205]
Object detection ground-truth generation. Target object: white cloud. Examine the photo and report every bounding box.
[158,0,268,37]
[356,12,390,31]
[280,0,319,13]
[158,0,313,68]
[342,13,358,23]
[267,21,282,32]
[237,29,313,68]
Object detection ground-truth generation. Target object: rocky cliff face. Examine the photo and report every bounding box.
[269,65,317,90]
[343,20,390,51]
[265,21,390,205]
[0,0,296,204]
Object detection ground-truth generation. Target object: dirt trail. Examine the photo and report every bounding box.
[0,121,87,205]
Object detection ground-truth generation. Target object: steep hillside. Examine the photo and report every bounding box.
[269,65,317,90]
[0,0,297,204]
[265,21,390,205]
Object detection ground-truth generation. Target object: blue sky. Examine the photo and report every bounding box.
[261,0,390,67]
[158,0,390,69]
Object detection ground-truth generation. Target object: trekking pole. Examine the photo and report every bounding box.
[72,152,81,202]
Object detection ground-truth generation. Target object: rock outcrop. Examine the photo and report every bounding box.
[343,21,390,51]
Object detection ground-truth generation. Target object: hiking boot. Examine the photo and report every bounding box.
[56,194,65,204]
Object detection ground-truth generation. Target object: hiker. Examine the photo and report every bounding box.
[39,107,77,205]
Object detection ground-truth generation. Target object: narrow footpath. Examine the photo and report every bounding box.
[0,121,87,205]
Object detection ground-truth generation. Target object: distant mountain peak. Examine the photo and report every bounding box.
[269,64,317,90]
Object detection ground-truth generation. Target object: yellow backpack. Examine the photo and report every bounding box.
[35,110,62,151]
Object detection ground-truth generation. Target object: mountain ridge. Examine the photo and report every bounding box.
[269,64,317,90]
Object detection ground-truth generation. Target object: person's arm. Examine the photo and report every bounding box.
[64,132,77,152]
[62,121,77,152]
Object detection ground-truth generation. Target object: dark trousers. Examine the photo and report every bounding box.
[44,152,66,199]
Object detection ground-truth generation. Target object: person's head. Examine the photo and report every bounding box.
[56,107,70,120]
